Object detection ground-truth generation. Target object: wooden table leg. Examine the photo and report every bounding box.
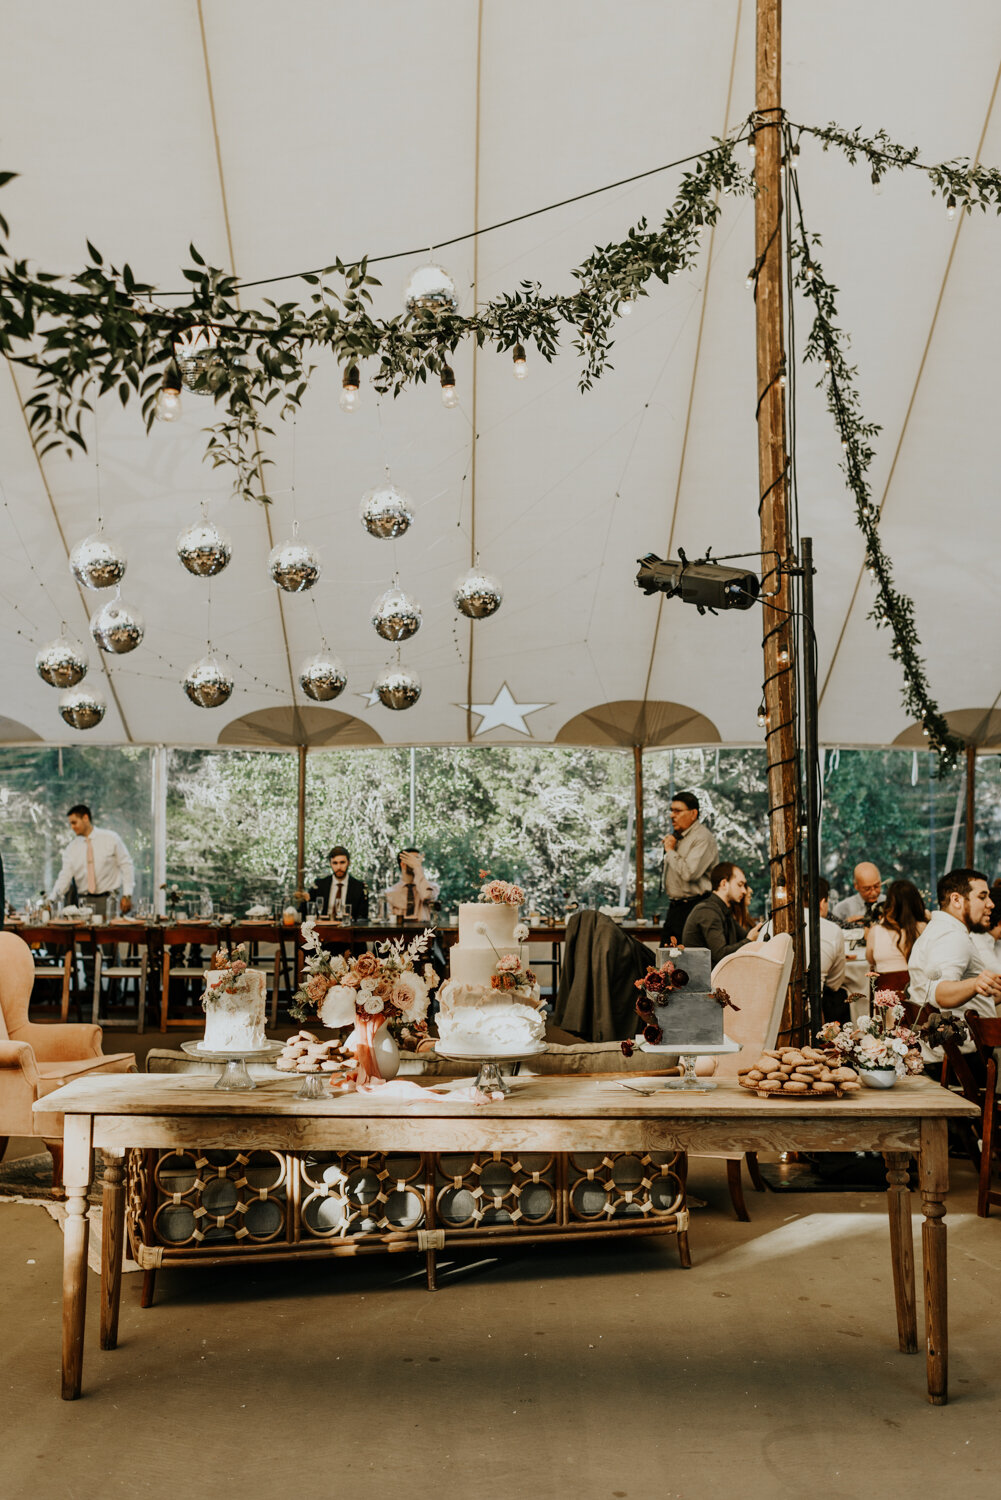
[100,1148,126,1351]
[883,1151,917,1353]
[919,1118,950,1405]
[61,1114,93,1400]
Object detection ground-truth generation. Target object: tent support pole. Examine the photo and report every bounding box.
[754,0,802,1036]
[965,743,976,866]
[296,744,307,900]
[633,745,645,921]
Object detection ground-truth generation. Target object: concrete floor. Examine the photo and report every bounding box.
[1,1132,999,1500]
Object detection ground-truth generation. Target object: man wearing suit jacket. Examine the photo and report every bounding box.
[310,846,369,922]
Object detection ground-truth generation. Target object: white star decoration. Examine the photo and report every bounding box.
[358,686,382,707]
[459,682,551,736]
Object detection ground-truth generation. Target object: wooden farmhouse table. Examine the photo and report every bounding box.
[35,1073,976,1404]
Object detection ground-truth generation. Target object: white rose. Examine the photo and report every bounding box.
[362,995,385,1015]
[319,984,357,1029]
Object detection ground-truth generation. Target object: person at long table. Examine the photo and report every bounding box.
[385,848,439,923]
[310,846,369,921]
[50,803,134,918]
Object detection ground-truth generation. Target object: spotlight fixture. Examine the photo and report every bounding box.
[635,552,760,613]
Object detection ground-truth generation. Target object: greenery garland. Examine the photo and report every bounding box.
[0,139,751,505]
[1,115,997,759]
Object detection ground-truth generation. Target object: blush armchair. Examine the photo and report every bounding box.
[0,932,136,1180]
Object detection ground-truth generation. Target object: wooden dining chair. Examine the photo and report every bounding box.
[18,925,76,1022]
[964,1014,1001,1217]
[90,926,149,1033]
[159,924,220,1031]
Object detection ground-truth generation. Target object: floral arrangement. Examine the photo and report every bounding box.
[490,952,540,1001]
[478,870,525,906]
[206,943,252,995]
[818,992,924,1078]
[290,918,437,1034]
[919,1011,969,1051]
[621,959,737,1050]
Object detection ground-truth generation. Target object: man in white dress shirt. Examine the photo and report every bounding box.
[51,804,135,917]
[385,848,439,923]
[908,868,1001,1020]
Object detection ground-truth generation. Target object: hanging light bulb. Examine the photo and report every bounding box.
[775,881,788,903]
[154,368,183,423]
[745,268,756,290]
[777,644,790,665]
[748,133,757,159]
[757,701,769,729]
[619,293,635,317]
[871,170,883,196]
[440,365,458,409]
[339,363,361,413]
[581,320,594,345]
[512,343,527,378]
[946,195,957,221]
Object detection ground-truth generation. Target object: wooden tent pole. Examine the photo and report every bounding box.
[965,743,976,866]
[633,744,645,920]
[754,0,801,1016]
[296,743,307,898]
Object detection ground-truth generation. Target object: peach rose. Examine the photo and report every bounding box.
[353,953,380,979]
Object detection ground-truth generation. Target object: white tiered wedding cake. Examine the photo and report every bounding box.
[436,884,545,1057]
[199,947,268,1052]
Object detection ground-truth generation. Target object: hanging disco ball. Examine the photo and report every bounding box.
[359,484,414,540]
[403,262,460,316]
[269,539,321,593]
[374,665,422,710]
[298,652,347,702]
[69,533,126,591]
[36,636,88,689]
[176,519,232,577]
[371,586,422,641]
[453,567,503,619]
[183,655,234,708]
[58,686,106,731]
[90,599,144,655]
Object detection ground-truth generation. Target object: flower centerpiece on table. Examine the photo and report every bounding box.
[818,992,924,1081]
[290,918,438,1084]
[622,957,737,1053]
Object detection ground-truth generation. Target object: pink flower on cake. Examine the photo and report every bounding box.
[506,885,524,906]
[229,959,247,975]
[497,954,522,973]
[483,880,509,904]
[514,922,529,942]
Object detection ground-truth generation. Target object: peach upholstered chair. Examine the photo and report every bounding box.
[0,931,136,1180]
[691,933,795,1220]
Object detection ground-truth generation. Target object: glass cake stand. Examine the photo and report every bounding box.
[634,1036,741,1091]
[433,1040,547,1095]
[180,1039,283,1091]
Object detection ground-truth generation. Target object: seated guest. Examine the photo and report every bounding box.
[386,848,439,923]
[310,846,368,922]
[682,863,763,968]
[832,862,884,927]
[866,879,926,978]
[908,868,1001,1019]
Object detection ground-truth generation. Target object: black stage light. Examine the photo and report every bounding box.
[635,552,760,612]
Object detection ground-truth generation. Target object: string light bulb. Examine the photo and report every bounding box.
[777,644,790,665]
[748,134,757,159]
[155,368,183,423]
[581,320,594,346]
[946,195,957,221]
[339,364,361,413]
[619,292,636,317]
[757,701,769,728]
[512,343,527,379]
[745,268,756,290]
[775,881,788,903]
[440,365,458,409]
[871,171,883,196]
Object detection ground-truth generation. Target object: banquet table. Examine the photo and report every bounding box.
[36,1072,977,1405]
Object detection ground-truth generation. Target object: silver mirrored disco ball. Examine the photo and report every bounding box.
[371,586,422,641]
[453,567,503,619]
[176,519,233,577]
[177,348,224,394]
[375,665,422,710]
[359,484,414,540]
[58,687,106,730]
[36,636,88,689]
[299,652,347,702]
[183,655,234,708]
[269,539,321,592]
[402,262,460,316]
[90,599,144,655]
[69,533,126,591]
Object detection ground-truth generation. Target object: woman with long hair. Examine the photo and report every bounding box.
[866,878,927,975]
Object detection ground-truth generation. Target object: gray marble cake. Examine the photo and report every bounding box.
[651,946,723,1046]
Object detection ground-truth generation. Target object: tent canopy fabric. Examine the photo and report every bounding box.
[2,2,1000,750]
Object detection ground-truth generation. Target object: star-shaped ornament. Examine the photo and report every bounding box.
[358,685,382,707]
[459,682,551,737]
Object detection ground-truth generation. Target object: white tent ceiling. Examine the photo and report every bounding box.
[2,1,1001,749]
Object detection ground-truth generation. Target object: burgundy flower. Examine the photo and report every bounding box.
[635,993,654,1018]
[670,968,689,988]
[643,1022,663,1045]
[620,1040,635,1058]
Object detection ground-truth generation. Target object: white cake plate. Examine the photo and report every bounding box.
[434,1040,547,1095]
[180,1039,283,1091]
[633,1036,741,1091]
